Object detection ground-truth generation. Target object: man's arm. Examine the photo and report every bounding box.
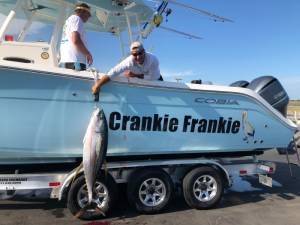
[92,75,110,95]
[71,31,93,65]
[148,55,161,80]
[124,70,144,79]
[91,57,136,95]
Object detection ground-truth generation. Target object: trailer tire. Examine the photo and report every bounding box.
[67,173,117,220]
[183,166,223,209]
[127,168,173,214]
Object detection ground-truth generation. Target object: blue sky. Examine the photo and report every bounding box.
[86,0,300,100]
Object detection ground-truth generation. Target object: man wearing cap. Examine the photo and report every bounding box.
[60,3,93,71]
[92,41,163,95]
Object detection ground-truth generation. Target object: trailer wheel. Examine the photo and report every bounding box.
[127,168,173,214]
[67,174,117,220]
[183,166,223,209]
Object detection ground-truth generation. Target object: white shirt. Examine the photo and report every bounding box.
[60,15,87,64]
[107,52,161,80]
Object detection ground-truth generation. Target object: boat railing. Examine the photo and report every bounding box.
[287,111,300,126]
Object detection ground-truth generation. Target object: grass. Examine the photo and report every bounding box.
[289,100,300,106]
[288,101,300,112]
[288,101,300,124]
[288,106,300,112]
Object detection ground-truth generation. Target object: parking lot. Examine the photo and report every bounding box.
[0,149,299,225]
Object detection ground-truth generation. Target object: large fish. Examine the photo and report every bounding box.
[83,107,108,205]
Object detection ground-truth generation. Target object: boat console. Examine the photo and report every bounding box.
[0,41,58,67]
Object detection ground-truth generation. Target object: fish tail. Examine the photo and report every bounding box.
[74,209,85,219]
[88,191,93,205]
[94,207,106,217]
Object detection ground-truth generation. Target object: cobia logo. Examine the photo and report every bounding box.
[195,98,239,105]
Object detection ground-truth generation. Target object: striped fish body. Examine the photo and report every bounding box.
[83,108,108,205]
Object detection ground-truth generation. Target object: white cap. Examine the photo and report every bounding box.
[75,4,91,16]
[130,41,144,52]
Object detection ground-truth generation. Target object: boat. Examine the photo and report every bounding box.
[0,0,297,166]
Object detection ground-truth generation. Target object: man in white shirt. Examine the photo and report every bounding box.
[92,41,163,95]
[60,3,93,71]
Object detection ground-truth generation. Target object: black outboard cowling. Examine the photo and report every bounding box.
[191,79,202,84]
[230,80,249,88]
[247,76,289,117]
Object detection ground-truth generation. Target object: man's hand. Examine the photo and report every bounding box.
[72,32,93,65]
[91,75,111,95]
[92,80,100,95]
[86,53,93,66]
[124,70,144,79]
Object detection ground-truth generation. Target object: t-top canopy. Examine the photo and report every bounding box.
[0,0,154,33]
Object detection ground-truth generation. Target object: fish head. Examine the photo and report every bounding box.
[94,108,107,133]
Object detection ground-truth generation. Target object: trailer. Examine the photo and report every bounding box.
[0,156,276,220]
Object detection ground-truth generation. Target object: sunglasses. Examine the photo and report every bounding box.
[82,10,91,17]
[131,51,144,57]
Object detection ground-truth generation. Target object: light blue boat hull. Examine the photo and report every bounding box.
[0,66,297,164]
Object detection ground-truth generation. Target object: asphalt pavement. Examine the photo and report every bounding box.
[0,149,300,225]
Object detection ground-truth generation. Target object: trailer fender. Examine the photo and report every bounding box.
[57,167,84,200]
[202,160,232,187]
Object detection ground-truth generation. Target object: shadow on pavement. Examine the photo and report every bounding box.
[106,160,300,221]
[220,161,300,208]
[0,158,300,221]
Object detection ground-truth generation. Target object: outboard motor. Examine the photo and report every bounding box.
[230,80,249,88]
[247,76,289,117]
[191,79,202,84]
[231,76,293,155]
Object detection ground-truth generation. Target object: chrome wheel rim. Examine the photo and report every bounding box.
[139,178,166,207]
[193,175,217,202]
[77,181,108,210]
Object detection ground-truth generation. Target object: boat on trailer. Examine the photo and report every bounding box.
[0,0,297,166]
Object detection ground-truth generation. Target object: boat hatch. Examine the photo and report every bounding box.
[3,57,33,63]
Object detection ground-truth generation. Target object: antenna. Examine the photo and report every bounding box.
[174,77,182,83]
[146,0,233,22]
[143,0,233,40]
[159,26,202,40]
[167,0,233,23]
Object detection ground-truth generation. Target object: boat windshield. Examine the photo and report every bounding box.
[0,10,54,43]
[0,0,164,73]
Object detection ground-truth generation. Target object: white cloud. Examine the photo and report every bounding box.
[161,68,200,82]
[161,68,216,84]
[161,68,300,100]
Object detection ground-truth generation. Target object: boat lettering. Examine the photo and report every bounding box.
[109,112,179,132]
[183,116,240,133]
[195,98,239,105]
[109,112,240,134]
[0,177,27,185]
